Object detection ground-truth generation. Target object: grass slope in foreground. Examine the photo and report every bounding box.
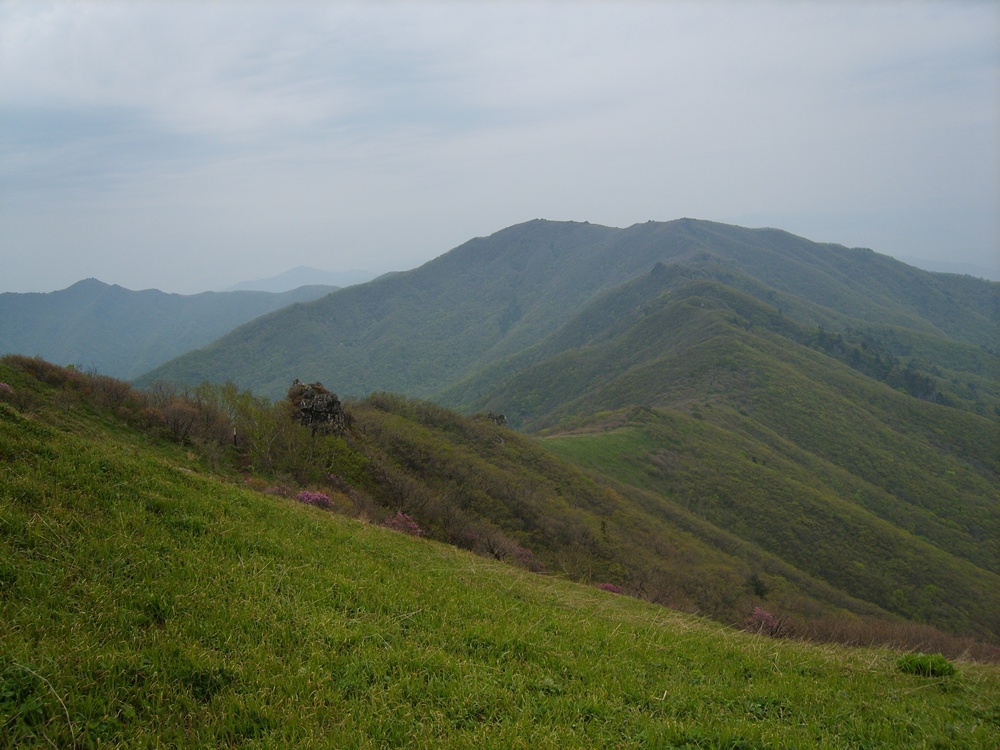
[1,378,999,748]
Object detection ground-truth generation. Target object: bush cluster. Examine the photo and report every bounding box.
[382,511,425,536]
[296,491,335,510]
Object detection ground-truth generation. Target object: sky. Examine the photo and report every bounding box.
[1,0,998,294]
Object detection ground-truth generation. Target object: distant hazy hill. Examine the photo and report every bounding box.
[140,219,998,399]
[226,266,377,292]
[0,279,336,379]
[898,256,1000,281]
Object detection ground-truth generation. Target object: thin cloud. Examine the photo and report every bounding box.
[1,0,997,292]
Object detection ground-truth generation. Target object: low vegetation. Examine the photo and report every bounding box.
[2,357,999,748]
[3,355,998,661]
[117,221,1000,655]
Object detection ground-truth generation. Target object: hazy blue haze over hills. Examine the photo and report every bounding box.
[0,278,336,379]
[225,266,378,293]
[899,257,1000,282]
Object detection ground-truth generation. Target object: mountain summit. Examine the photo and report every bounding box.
[138,219,997,399]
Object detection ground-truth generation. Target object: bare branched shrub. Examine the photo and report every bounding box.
[368,459,434,514]
[162,399,199,443]
[469,524,543,570]
[89,373,133,409]
[786,614,1000,663]
[145,381,179,408]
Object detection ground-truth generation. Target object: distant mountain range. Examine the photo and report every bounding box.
[140,219,998,400]
[225,266,378,293]
[133,218,999,641]
[0,279,336,379]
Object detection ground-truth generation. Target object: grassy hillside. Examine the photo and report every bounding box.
[137,219,998,399]
[0,278,336,379]
[6,355,999,647]
[441,269,1000,640]
[2,362,1000,748]
[340,394,893,626]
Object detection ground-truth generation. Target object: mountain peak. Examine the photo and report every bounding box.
[68,277,111,289]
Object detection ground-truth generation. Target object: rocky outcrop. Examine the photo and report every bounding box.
[287,380,348,435]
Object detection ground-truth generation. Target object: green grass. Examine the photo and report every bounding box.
[3,369,1000,747]
[542,408,1000,643]
[455,275,1000,642]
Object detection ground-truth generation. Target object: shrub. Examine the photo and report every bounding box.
[0,379,32,412]
[161,398,199,442]
[89,373,133,409]
[897,653,957,678]
[2,355,81,388]
[382,511,425,536]
[784,612,1000,662]
[596,582,623,594]
[295,491,334,510]
[747,606,786,638]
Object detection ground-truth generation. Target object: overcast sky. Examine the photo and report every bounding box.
[1,0,998,293]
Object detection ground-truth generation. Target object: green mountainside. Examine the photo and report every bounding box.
[5,354,999,648]
[444,266,999,641]
[0,279,336,379]
[137,219,998,399]
[2,358,999,748]
[130,218,1000,644]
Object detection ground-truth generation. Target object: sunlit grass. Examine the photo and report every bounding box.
[2,382,999,748]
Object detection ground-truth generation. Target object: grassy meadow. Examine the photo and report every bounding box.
[1,362,999,748]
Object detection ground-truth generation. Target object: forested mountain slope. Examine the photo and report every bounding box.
[443,268,999,640]
[138,219,998,398]
[0,278,336,379]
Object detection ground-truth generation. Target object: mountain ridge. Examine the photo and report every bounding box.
[137,218,999,398]
[0,278,337,379]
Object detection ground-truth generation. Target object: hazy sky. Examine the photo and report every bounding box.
[2,0,998,293]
